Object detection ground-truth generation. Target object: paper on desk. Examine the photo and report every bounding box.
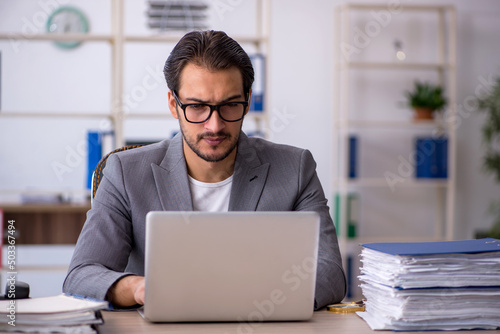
[360,283,500,319]
[0,294,108,315]
[0,294,106,333]
[357,310,500,331]
[0,324,98,334]
[360,248,500,288]
[357,239,500,331]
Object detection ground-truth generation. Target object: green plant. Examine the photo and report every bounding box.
[405,81,447,111]
[475,76,500,239]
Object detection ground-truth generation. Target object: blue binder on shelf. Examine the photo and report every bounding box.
[362,238,500,256]
[415,136,447,179]
[348,135,357,178]
[87,131,102,190]
[249,54,265,112]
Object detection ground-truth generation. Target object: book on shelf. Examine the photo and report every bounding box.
[0,294,108,333]
[249,54,265,112]
[415,136,447,179]
[357,238,500,331]
[333,192,360,298]
[87,130,114,190]
[348,135,357,178]
[334,192,359,239]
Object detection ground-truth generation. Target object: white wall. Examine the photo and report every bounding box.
[0,0,499,239]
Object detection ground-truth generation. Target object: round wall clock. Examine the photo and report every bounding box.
[46,6,89,49]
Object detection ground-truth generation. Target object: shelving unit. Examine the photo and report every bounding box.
[333,4,457,260]
[0,1,271,246]
[0,0,270,204]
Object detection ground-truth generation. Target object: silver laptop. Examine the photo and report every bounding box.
[142,211,320,323]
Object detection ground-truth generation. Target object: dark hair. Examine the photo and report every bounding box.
[164,30,254,100]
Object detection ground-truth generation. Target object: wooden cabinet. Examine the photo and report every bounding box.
[2,204,90,244]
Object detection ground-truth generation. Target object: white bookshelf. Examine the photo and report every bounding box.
[0,0,271,200]
[333,4,457,256]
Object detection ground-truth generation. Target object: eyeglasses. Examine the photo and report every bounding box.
[172,91,248,123]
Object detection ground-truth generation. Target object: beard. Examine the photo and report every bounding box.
[179,124,241,163]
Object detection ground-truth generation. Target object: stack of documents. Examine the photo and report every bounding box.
[0,294,108,333]
[357,238,500,330]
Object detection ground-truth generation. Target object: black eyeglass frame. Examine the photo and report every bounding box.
[172,90,249,123]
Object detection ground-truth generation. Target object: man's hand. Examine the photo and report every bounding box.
[107,275,145,307]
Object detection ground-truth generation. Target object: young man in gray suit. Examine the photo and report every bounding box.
[63,30,346,310]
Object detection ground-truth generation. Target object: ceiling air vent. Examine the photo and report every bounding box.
[147,1,209,31]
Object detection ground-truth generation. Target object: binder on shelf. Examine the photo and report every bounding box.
[87,131,102,190]
[334,193,360,298]
[334,192,359,239]
[415,136,447,179]
[249,54,264,112]
[87,131,115,190]
[348,135,357,178]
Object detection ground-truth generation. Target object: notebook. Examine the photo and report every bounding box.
[142,211,320,323]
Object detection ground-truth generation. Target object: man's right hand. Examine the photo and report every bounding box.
[107,275,145,307]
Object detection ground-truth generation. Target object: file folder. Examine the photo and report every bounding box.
[362,238,500,256]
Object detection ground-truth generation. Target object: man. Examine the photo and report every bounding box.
[63,30,346,310]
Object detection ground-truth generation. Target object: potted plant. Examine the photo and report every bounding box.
[404,81,447,120]
[474,76,500,239]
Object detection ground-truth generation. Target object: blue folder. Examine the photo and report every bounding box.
[362,238,500,256]
[415,137,448,179]
[348,135,357,178]
[87,131,103,189]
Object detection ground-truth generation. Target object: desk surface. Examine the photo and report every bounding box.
[99,310,500,334]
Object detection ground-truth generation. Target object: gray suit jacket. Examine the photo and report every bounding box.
[63,132,346,309]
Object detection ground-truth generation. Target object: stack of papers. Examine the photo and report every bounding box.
[0,294,108,333]
[357,238,500,331]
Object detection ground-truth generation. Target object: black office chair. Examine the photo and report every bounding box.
[91,145,145,203]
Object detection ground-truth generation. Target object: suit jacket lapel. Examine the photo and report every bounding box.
[229,133,270,211]
[151,134,194,211]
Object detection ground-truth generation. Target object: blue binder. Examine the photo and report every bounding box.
[415,136,448,178]
[362,238,500,256]
[87,131,102,189]
[348,135,357,178]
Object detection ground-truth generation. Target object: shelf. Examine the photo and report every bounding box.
[0,111,266,120]
[334,119,448,129]
[1,0,270,150]
[0,111,112,118]
[125,34,268,45]
[341,3,454,12]
[0,0,271,215]
[334,4,457,251]
[123,111,266,119]
[0,33,113,42]
[1,203,90,213]
[338,61,453,71]
[0,33,268,45]
[336,178,449,188]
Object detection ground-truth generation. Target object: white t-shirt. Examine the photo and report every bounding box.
[188,175,233,212]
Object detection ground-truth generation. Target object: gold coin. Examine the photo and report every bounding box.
[326,303,365,313]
